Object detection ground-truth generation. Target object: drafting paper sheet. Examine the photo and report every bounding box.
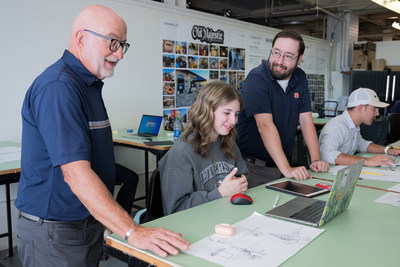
[329,165,400,182]
[184,212,324,267]
[375,183,400,207]
[0,146,21,163]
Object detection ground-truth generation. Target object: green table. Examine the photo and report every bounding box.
[105,175,400,266]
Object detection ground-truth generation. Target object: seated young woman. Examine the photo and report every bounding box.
[159,81,248,215]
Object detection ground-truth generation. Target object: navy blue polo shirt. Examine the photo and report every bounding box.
[16,50,116,221]
[236,61,311,164]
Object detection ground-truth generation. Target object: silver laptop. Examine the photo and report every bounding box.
[266,160,364,227]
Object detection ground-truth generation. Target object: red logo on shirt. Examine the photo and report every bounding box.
[294,92,299,98]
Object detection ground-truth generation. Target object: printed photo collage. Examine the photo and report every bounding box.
[162,39,246,130]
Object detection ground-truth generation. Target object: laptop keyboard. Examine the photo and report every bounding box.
[289,200,326,223]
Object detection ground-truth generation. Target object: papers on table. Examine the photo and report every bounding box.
[375,183,400,207]
[0,146,21,163]
[184,212,324,267]
[329,165,400,183]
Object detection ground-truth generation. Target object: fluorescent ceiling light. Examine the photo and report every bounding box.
[393,21,400,30]
[371,0,400,13]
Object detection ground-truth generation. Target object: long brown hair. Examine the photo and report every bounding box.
[182,81,243,158]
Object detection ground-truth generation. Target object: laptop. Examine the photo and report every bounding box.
[266,160,364,227]
[124,115,163,139]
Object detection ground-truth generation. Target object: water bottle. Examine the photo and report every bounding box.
[173,117,181,138]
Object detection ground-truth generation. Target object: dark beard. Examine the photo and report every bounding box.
[269,60,298,80]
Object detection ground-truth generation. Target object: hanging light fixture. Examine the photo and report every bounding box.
[392,20,400,30]
[371,0,400,14]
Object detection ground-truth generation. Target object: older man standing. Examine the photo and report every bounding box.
[16,5,188,267]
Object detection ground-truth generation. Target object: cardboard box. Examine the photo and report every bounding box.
[352,41,376,70]
[371,59,386,71]
[387,65,400,71]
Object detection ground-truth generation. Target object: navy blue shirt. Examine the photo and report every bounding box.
[236,61,311,164]
[16,50,116,221]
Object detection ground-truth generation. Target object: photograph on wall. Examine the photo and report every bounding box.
[220,71,228,82]
[163,55,175,68]
[163,69,175,82]
[176,56,187,68]
[175,69,208,108]
[163,82,175,95]
[163,109,189,131]
[199,44,209,56]
[199,57,208,69]
[188,56,199,69]
[162,39,175,53]
[188,43,199,55]
[228,48,245,70]
[175,41,187,54]
[210,70,219,80]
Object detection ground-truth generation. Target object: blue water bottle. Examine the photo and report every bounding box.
[173,117,181,138]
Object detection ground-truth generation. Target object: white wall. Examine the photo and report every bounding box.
[376,40,400,66]
[0,0,331,251]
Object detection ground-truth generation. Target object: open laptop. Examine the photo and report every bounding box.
[124,115,163,139]
[266,160,364,227]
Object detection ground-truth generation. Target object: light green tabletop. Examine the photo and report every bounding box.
[312,117,331,125]
[108,176,400,267]
[0,141,21,174]
[112,129,175,149]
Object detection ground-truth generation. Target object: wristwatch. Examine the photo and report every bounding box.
[384,145,393,154]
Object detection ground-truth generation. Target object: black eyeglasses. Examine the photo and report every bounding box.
[270,49,298,62]
[84,29,130,54]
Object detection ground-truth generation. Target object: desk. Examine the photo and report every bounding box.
[104,176,400,266]
[391,139,400,149]
[0,142,21,257]
[113,130,174,206]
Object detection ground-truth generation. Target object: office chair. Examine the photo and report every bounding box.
[318,100,339,118]
[386,113,400,145]
[136,168,164,224]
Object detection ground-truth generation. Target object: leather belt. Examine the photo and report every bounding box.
[241,154,277,167]
[18,211,96,224]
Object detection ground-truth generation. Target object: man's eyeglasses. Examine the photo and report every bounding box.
[84,29,130,54]
[270,50,298,62]
[366,105,379,113]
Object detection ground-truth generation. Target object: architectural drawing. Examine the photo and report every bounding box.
[185,212,324,267]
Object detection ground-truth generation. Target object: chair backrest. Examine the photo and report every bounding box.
[386,113,400,145]
[139,168,164,223]
[318,100,338,118]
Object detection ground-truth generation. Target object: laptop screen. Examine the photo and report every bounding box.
[137,115,163,136]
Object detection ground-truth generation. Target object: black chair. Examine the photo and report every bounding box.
[318,100,339,118]
[386,113,400,145]
[138,168,164,224]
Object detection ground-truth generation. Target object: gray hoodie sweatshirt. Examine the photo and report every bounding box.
[159,136,248,215]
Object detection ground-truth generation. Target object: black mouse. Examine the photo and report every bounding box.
[230,193,253,205]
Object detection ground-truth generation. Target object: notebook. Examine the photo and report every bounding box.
[266,160,364,227]
[124,115,163,138]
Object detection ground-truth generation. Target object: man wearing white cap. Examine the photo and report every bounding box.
[319,88,400,166]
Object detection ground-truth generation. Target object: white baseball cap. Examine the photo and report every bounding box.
[347,88,389,108]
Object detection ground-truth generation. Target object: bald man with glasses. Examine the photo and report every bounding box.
[16,5,188,267]
[236,30,329,188]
